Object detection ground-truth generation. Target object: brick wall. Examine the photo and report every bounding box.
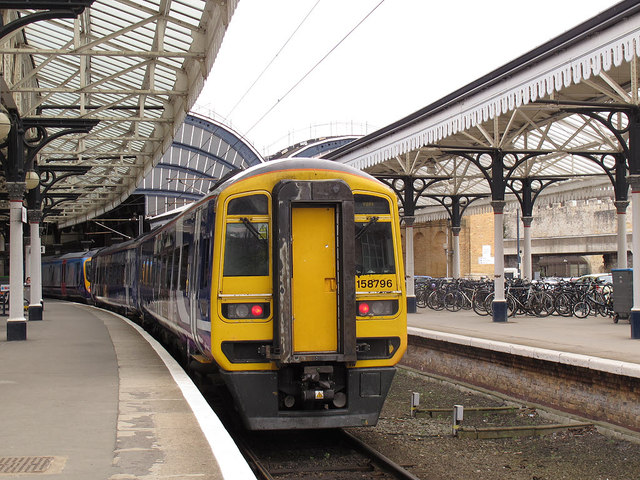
[402,335,640,432]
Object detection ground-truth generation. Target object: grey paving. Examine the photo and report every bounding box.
[408,307,640,365]
[0,300,226,480]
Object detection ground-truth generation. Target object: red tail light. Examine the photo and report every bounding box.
[357,300,399,317]
[358,302,370,315]
[223,302,270,319]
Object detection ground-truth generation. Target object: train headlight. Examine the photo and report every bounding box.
[223,302,270,320]
[356,300,398,317]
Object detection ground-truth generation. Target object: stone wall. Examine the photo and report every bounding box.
[408,196,630,278]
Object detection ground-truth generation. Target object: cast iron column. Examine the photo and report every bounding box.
[6,182,26,340]
[629,177,640,338]
[28,210,43,320]
[491,150,507,322]
[522,216,533,281]
[404,216,416,313]
[451,226,461,279]
[614,201,629,268]
[491,200,507,322]
[628,109,640,338]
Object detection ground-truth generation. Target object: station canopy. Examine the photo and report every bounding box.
[0,0,237,228]
[326,1,640,219]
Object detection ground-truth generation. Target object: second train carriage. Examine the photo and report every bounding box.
[42,249,99,302]
[91,158,407,429]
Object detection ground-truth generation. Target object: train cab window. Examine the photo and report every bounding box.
[354,195,395,276]
[223,194,269,277]
[85,259,92,283]
[355,222,395,275]
[227,194,268,215]
[355,194,390,215]
[223,222,268,276]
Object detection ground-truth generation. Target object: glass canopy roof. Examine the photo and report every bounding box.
[0,0,237,227]
[326,1,640,218]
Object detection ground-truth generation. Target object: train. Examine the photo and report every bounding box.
[42,249,99,302]
[44,158,407,430]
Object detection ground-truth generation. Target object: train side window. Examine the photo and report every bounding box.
[166,251,174,292]
[199,238,210,289]
[179,244,190,291]
[172,247,180,290]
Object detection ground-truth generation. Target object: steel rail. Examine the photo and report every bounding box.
[340,429,423,480]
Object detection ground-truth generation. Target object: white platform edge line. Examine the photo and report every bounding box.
[407,326,640,379]
[94,307,257,480]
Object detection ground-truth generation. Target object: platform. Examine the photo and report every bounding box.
[0,300,255,480]
[408,307,640,376]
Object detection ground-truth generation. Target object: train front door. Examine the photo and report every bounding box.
[291,206,338,353]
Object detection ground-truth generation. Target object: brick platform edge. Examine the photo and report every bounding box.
[403,330,640,433]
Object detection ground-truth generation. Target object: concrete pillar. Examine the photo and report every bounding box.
[522,216,533,281]
[28,210,43,321]
[6,182,26,341]
[452,226,461,279]
[491,200,507,322]
[614,201,629,269]
[404,216,416,313]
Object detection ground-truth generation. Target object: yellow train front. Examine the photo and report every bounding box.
[211,159,406,429]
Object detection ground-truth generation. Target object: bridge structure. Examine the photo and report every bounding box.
[326,0,640,336]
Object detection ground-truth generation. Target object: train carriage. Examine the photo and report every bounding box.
[90,158,407,429]
[42,249,99,302]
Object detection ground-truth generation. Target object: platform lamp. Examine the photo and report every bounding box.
[0,108,10,142]
[25,169,40,190]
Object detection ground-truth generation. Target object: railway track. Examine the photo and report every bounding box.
[237,428,423,480]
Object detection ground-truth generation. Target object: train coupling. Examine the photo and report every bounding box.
[296,366,347,408]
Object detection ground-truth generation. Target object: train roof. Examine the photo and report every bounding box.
[42,248,102,262]
[92,158,390,254]
[212,158,379,194]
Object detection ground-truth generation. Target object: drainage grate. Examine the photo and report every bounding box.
[0,457,54,474]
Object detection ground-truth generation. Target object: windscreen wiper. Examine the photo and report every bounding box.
[241,217,267,243]
[356,216,379,240]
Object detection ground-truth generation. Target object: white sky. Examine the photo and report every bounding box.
[195,0,620,157]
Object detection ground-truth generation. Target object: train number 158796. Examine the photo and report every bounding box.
[356,278,393,290]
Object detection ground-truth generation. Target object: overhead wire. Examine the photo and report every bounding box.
[244,0,387,138]
[161,0,387,209]
[225,0,322,118]
[158,3,324,205]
